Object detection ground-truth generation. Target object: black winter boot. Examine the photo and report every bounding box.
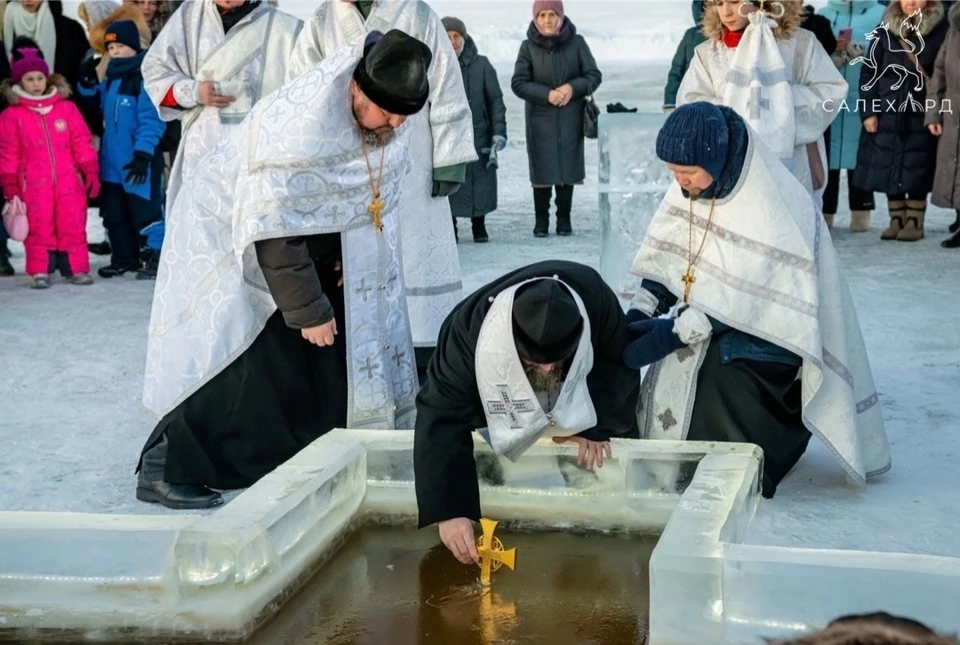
[137,249,160,280]
[472,217,489,243]
[533,187,551,237]
[0,241,13,276]
[942,229,960,249]
[88,240,111,256]
[98,261,140,278]
[950,211,960,235]
[555,185,574,235]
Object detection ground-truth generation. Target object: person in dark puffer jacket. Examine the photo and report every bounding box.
[442,16,507,244]
[853,0,949,242]
[77,19,165,279]
[663,1,706,112]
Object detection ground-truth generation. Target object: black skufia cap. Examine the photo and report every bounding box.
[512,280,584,364]
[353,29,432,116]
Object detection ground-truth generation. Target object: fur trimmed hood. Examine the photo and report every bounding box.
[702,0,804,41]
[881,0,946,38]
[89,3,152,53]
[1,73,71,106]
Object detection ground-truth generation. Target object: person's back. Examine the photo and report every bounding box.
[663,1,706,111]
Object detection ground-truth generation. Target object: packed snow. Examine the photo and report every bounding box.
[2,2,959,562]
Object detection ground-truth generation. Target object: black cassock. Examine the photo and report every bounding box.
[414,260,640,528]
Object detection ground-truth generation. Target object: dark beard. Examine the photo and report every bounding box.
[523,363,564,393]
[358,126,396,148]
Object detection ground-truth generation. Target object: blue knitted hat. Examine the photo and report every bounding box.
[656,102,729,181]
[105,20,141,53]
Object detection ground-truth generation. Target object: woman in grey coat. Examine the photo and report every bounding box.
[926,1,960,248]
[511,0,601,237]
[442,17,507,244]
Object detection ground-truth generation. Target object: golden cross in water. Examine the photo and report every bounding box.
[368,196,385,234]
[681,267,696,303]
[476,518,516,585]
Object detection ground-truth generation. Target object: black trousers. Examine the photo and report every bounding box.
[823,169,876,213]
[685,341,810,498]
[100,183,162,266]
[888,192,928,202]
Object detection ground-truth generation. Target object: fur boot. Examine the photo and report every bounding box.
[897,200,926,242]
[849,210,871,232]
[881,201,906,240]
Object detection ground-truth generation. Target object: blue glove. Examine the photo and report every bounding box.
[626,308,651,325]
[492,135,507,151]
[485,147,499,169]
[622,318,687,370]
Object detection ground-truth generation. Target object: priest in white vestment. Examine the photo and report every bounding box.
[141,0,303,213]
[135,30,428,510]
[676,0,847,208]
[624,102,890,498]
[286,0,477,376]
[414,261,641,564]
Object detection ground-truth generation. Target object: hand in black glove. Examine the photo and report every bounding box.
[432,180,461,198]
[78,50,100,87]
[626,308,651,326]
[123,152,152,186]
[622,318,687,370]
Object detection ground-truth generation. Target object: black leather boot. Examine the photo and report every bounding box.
[533,187,551,237]
[136,478,224,510]
[942,229,960,249]
[0,242,13,277]
[555,185,574,235]
[472,217,488,242]
[950,211,960,234]
[88,240,111,256]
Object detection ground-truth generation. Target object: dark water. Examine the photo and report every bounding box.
[249,525,656,645]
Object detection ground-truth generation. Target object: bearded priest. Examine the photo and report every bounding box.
[414,260,641,564]
[135,30,428,510]
[624,102,890,499]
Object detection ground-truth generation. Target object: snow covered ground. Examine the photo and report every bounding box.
[3,4,959,561]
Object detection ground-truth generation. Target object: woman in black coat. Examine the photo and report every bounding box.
[511,0,601,237]
[442,17,507,244]
[854,0,950,242]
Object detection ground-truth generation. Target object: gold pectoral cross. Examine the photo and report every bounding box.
[368,196,384,234]
[681,267,696,303]
[477,518,517,586]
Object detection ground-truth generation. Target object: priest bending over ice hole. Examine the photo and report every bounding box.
[623,102,890,498]
[414,261,640,564]
[135,31,430,510]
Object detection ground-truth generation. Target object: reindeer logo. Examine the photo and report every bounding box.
[850,8,926,96]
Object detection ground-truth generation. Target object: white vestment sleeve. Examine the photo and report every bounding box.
[285,9,327,82]
[792,32,848,145]
[420,9,477,167]
[676,46,722,106]
[142,8,198,120]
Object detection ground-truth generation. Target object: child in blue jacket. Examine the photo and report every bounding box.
[78,20,165,280]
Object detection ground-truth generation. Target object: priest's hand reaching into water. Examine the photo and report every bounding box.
[439,518,480,565]
[552,436,612,470]
[302,319,337,347]
[197,81,236,109]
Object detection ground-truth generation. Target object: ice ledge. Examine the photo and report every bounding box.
[2,430,959,643]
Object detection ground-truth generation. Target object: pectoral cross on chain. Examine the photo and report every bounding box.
[748,86,769,120]
[368,197,385,234]
[681,268,696,303]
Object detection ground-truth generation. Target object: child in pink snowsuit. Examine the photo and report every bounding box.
[0,47,100,289]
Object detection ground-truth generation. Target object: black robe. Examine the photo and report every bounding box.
[136,234,348,490]
[414,260,640,528]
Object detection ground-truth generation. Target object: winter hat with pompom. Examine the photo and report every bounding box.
[11,48,50,84]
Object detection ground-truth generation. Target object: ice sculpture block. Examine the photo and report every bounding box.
[598,112,670,302]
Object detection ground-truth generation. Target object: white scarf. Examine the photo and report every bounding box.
[4,1,57,72]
